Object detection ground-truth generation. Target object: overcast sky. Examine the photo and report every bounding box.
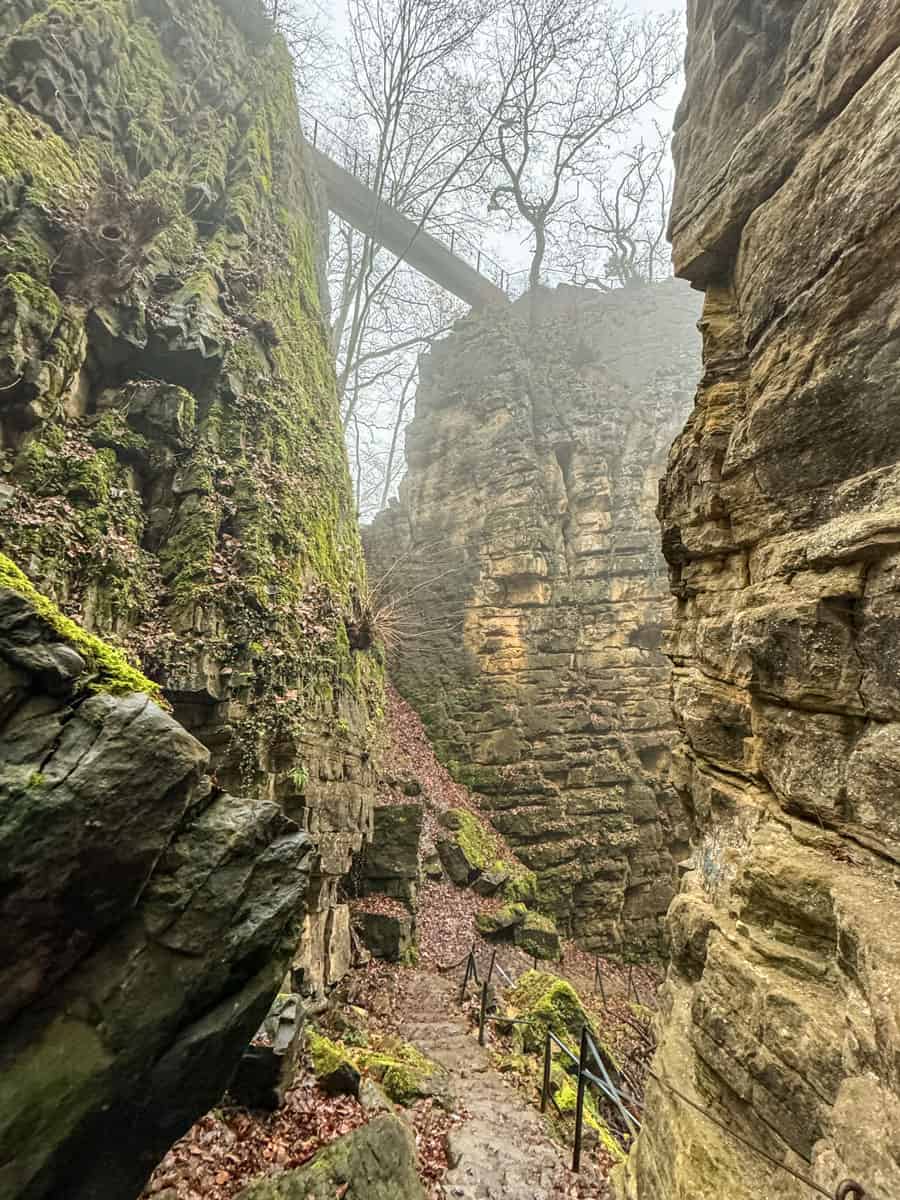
[315,0,685,276]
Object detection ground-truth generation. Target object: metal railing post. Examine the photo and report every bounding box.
[627,963,642,1005]
[459,952,472,1004]
[487,948,497,986]
[540,1029,552,1113]
[595,955,607,1007]
[479,981,488,1046]
[572,1027,589,1173]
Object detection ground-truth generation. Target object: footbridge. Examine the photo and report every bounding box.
[302,110,511,309]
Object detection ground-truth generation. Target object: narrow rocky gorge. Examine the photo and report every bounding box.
[616,3,900,1198]
[366,282,702,953]
[2,0,899,1197]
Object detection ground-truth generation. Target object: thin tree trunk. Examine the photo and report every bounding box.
[380,360,417,510]
[530,221,546,290]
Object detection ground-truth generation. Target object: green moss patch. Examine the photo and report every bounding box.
[551,1069,625,1161]
[307,1029,447,1108]
[503,862,539,905]
[0,552,164,704]
[504,969,593,1054]
[0,96,95,209]
[308,1032,351,1080]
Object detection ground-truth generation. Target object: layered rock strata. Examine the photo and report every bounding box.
[0,564,314,1198]
[0,1,380,1195]
[0,0,381,1001]
[366,282,701,952]
[618,3,900,1197]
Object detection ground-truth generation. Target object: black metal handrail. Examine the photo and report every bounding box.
[449,946,872,1196]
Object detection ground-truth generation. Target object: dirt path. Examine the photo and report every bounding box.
[396,970,582,1200]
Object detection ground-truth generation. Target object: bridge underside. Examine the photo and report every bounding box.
[307,145,508,309]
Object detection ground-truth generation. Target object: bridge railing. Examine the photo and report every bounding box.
[299,105,516,295]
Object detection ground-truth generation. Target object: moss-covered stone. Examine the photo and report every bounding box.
[503,862,539,905]
[356,1039,449,1107]
[551,1070,625,1161]
[514,911,561,961]
[475,901,527,937]
[0,552,163,703]
[504,969,593,1053]
[235,1113,425,1200]
[307,1032,360,1097]
[440,807,494,869]
[307,1032,448,1108]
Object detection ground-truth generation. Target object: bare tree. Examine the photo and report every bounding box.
[564,125,673,288]
[262,0,334,88]
[325,0,499,420]
[483,0,681,289]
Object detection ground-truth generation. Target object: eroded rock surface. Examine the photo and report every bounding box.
[366,282,701,952]
[0,1,380,1196]
[0,0,380,1007]
[0,569,313,1199]
[618,3,900,1197]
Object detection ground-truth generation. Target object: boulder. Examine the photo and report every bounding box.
[437,836,477,885]
[357,1040,451,1107]
[357,803,423,901]
[473,866,510,896]
[236,1114,426,1200]
[357,910,415,963]
[514,912,561,961]
[475,902,527,936]
[0,568,314,1200]
[504,969,593,1053]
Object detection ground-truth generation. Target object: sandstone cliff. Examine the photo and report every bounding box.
[617,3,900,1198]
[366,283,701,953]
[0,2,380,1196]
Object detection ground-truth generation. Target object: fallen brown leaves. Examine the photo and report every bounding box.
[349,893,409,918]
[410,1098,456,1197]
[377,685,480,813]
[141,1076,367,1200]
[417,880,503,971]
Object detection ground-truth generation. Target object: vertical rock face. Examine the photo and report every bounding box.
[0,1,380,1195]
[0,0,381,1002]
[366,283,701,952]
[618,3,900,1198]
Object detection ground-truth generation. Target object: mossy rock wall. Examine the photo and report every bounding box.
[0,0,382,1007]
